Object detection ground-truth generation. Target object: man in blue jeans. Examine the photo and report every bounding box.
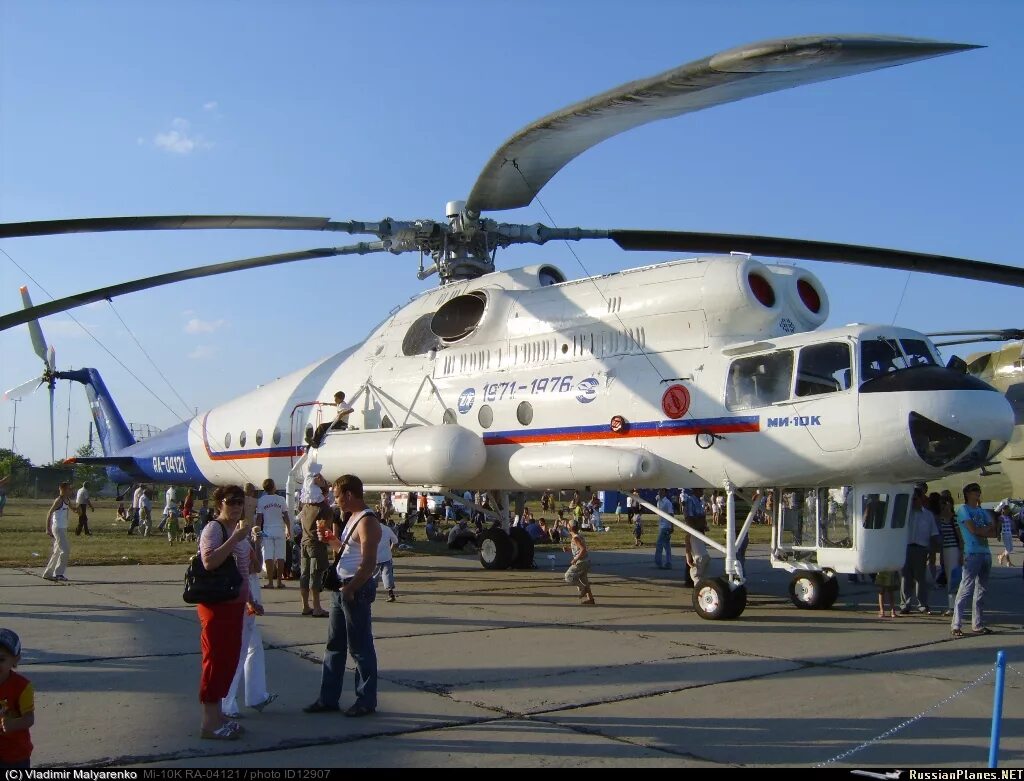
[654,489,675,569]
[950,482,999,638]
[304,474,383,716]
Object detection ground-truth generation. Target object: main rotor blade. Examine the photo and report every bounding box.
[466,35,979,214]
[2,378,42,402]
[0,215,386,240]
[0,242,390,332]
[608,230,1024,288]
[20,287,50,365]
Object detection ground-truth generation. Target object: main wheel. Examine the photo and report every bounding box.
[724,583,748,619]
[479,529,514,570]
[509,527,536,569]
[820,574,840,609]
[692,577,731,620]
[789,571,826,609]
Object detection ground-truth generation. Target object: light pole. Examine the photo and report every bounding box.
[8,398,19,452]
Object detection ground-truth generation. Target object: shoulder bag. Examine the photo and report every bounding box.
[320,511,376,592]
[183,521,244,604]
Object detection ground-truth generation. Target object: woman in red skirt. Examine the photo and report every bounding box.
[197,484,256,740]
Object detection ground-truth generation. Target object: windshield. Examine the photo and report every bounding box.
[860,337,937,383]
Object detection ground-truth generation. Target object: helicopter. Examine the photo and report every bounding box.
[3,34,1022,620]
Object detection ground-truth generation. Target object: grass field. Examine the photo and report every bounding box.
[0,497,774,568]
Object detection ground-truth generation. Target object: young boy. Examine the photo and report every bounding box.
[0,628,34,769]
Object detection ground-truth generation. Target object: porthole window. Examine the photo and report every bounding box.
[381,416,393,429]
[224,432,232,449]
[272,427,281,445]
[561,343,568,354]
[516,401,534,426]
[255,429,264,446]
[239,431,247,448]
[478,404,494,429]
[443,408,457,424]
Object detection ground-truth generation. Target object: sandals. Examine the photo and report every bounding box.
[301,607,314,616]
[951,628,965,638]
[201,724,241,741]
[974,626,994,635]
[311,609,329,618]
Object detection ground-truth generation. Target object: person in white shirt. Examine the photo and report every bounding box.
[75,482,95,536]
[139,489,153,537]
[44,481,77,581]
[298,464,330,617]
[375,522,399,602]
[256,478,292,589]
[128,484,146,535]
[159,485,177,532]
[309,391,356,447]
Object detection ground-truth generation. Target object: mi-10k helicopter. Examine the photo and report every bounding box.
[3,34,1022,620]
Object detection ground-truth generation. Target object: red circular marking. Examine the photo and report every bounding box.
[610,415,627,433]
[661,384,690,420]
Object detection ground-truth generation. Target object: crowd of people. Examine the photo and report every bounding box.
[12,471,1021,757]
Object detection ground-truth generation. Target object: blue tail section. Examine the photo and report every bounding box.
[56,368,135,455]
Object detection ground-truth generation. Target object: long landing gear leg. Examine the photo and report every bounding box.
[691,481,748,620]
[477,490,535,571]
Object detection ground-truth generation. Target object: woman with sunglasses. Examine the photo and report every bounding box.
[196,484,256,740]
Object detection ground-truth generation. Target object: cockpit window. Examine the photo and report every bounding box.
[796,342,852,397]
[899,339,937,368]
[861,337,937,383]
[726,350,794,411]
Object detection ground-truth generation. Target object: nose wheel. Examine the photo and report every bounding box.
[692,577,747,620]
[788,571,840,610]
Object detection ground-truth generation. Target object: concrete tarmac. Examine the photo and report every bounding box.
[2,545,1021,768]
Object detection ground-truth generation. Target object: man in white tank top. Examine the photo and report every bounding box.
[303,474,382,718]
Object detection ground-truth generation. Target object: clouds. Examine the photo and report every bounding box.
[153,117,212,155]
[184,317,226,335]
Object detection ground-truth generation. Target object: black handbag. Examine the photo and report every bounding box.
[183,521,244,604]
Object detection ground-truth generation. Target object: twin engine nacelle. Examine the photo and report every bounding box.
[701,256,829,340]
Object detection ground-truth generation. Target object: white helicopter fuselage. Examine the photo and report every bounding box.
[165,254,1011,494]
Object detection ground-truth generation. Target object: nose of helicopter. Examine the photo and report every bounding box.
[860,367,1013,475]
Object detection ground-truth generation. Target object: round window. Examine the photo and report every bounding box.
[443,408,457,424]
[255,429,264,446]
[516,401,534,426]
[239,431,247,448]
[478,404,494,429]
[272,427,281,445]
[223,432,232,449]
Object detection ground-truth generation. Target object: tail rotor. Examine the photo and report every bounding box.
[2,286,58,461]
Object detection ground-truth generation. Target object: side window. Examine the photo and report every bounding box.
[796,342,852,397]
[862,493,889,530]
[726,350,794,411]
[890,493,910,529]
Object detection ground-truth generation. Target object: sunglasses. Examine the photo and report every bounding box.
[224,497,245,506]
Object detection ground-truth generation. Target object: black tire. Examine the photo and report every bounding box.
[789,571,826,610]
[509,527,535,569]
[692,577,731,620]
[724,583,748,619]
[479,529,514,570]
[820,574,840,609]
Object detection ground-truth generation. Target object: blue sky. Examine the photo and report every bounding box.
[1,1,1021,466]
